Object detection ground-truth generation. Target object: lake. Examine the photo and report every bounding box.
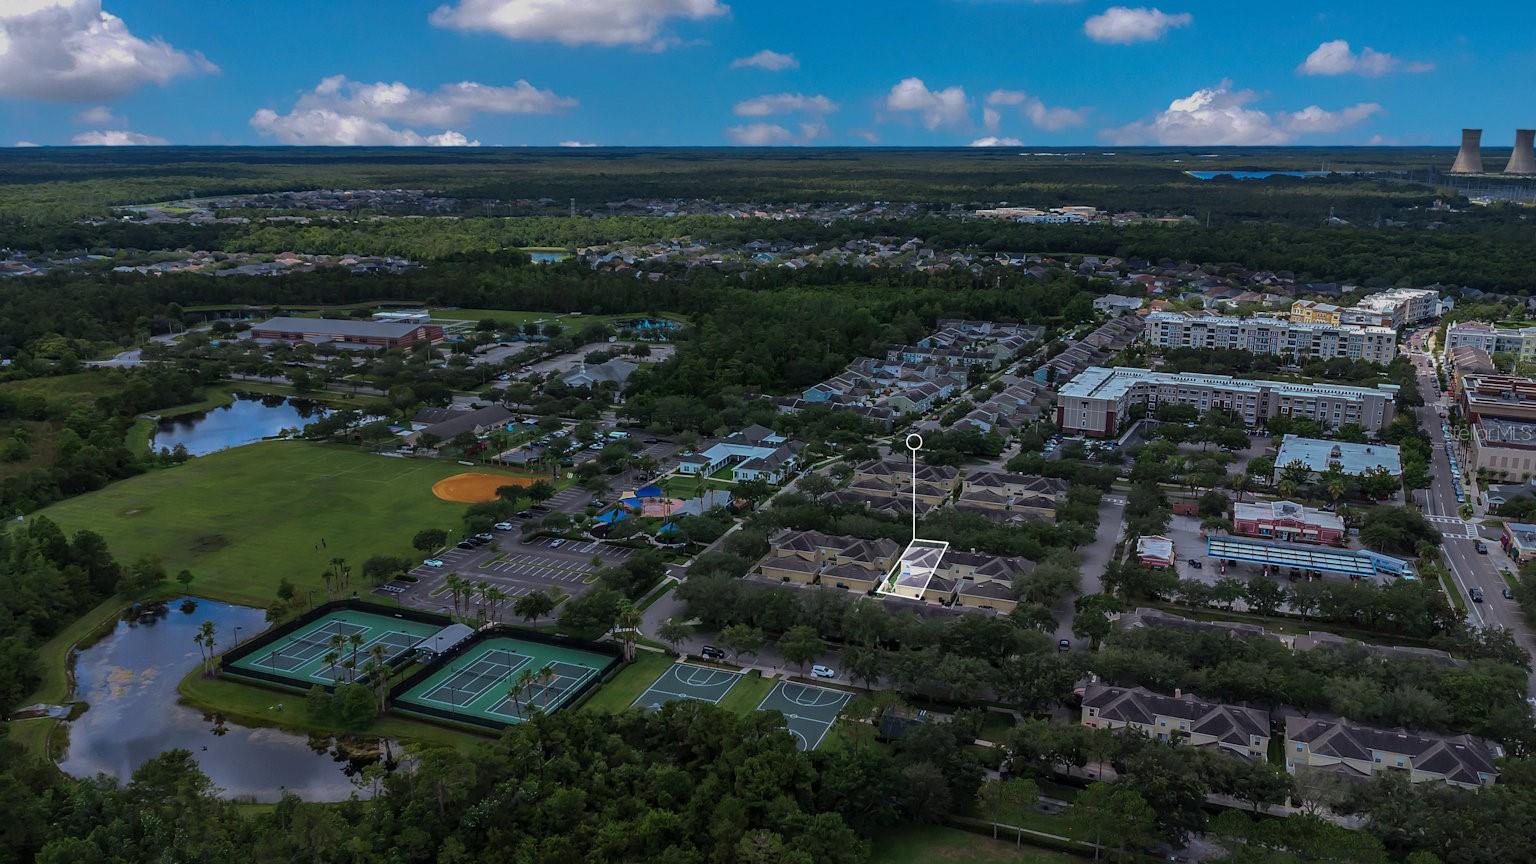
[150,393,331,456]
[58,598,390,802]
[1185,170,1333,180]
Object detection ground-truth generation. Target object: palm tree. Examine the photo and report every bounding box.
[614,600,642,662]
[504,679,526,720]
[515,668,537,717]
[368,644,390,711]
[347,632,364,681]
[445,574,463,618]
[534,664,556,704]
[324,650,341,684]
[193,620,218,677]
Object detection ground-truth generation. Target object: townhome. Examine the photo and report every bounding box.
[1285,716,1499,789]
[1082,684,1272,760]
[755,530,903,591]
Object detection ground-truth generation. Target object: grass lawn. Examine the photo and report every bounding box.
[717,670,775,715]
[34,440,530,607]
[579,651,675,713]
[178,669,485,752]
[870,826,1088,864]
[0,370,126,404]
[8,717,62,761]
[659,473,732,500]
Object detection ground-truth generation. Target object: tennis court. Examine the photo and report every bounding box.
[632,662,743,710]
[227,608,443,686]
[395,636,616,725]
[757,681,851,751]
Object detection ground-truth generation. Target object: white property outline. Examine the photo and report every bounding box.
[875,435,951,600]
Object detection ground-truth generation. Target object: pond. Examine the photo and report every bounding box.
[527,250,570,263]
[58,597,391,802]
[150,393,331,456]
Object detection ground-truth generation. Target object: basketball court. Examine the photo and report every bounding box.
[756,680,851,751]
[632,662,744,710]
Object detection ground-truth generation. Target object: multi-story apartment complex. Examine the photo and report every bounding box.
[1290,288,1441,332]
[1353,287,1442,329]
[1285,716,1499,789]
[1055,367,1399,438]
[1144,312,1397,364]
[1445,321,1536,360]
[1081,684,1271,760]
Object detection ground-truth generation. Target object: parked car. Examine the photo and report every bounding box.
[517,510,533,518]
[493,522,515,531]
[810,665,836,679]
[700,645,727,660]
[1058,639,1071,652]
[1503,586,1515,600]
[1470,587,1485,603]
[549,539,565,548]
[474,532,494,542]
[1187,559,1203,570]
[456,540,476,549]
[422,559,445,568]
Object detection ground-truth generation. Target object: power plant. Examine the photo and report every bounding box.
[1505,129,1536,175]
[1451,128,1483,174]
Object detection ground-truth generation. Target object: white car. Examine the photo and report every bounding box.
[810,665,836,679]
[493,522,515,531]
[422,558,445,568]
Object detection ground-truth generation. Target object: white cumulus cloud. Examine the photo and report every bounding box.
[884,77,969,130]
[0,0,216,102]
[429,0,727,50]
[725,122,796,145]
[970,136,1023,147]
[250,75,574,146]
[985,89,1089,132]
[1083,6,1191,44]
[733,93,837,117]
[1103,81,1382,145]
[71,129,168,145]
[558,139,598,146]
[1298,40,1432,77]
[730,49,797,71]
[13,140,41,147]
[73,105,122,125]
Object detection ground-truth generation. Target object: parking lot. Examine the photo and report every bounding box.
[378,525,633,618]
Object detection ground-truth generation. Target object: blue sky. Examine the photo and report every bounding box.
[1,0,1533,148]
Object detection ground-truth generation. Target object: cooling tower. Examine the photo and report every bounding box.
[1505,129,1536,175]
[1451,128,1483,174]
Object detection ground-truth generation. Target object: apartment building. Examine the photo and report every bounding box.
[1144,312,1397,364]
[1082,684,1271,760]
[1353,287,1441,329]
[1290,300,1343,325]
[1284,716,1499,789]
[1445,321,1536,360]
[1055,367,1399,438]
[757,529,902,592]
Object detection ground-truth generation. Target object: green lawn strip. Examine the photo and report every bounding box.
[34,440,529,608]
[22,595,128,705]
[870,825,1089,864]
[1437,567,1468,615]
[0,370,126,403]
[7,717,62,761]
[716,670,775,715]
[178,669,484,752]
[636,581,674,612]
[977,710,1017,743]
[578,651,675,713]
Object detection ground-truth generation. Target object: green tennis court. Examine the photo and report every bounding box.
[395,636,614,725]
[227,608,442,687]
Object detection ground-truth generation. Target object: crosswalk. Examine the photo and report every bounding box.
[1425,515,1479,539]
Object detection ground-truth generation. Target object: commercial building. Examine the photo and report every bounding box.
[1272,435,1403,482]
[1206,534,1415,580]
[1290,300,1343,325]
[1055,367,1399,438]
[1144,312,1396,364]
[249,316,444,349]
[1445,321,1536,360]
[1458,373,1536,423]
[1499,521,1536,562]
[1136,535,1176,568]
[1233,500,1346,544]
[1285,716,1499,789]
[676,425,802,484]
[1082,684,1271,760]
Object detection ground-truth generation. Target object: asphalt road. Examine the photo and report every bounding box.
[1406,330,1536,693]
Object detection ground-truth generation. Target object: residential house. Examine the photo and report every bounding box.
[1284,716,1498,789]
[1082,684,1271,760]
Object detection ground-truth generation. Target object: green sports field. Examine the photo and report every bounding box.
[227,608,442,687]
[395,635,615,726]
[34,440,527,607]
